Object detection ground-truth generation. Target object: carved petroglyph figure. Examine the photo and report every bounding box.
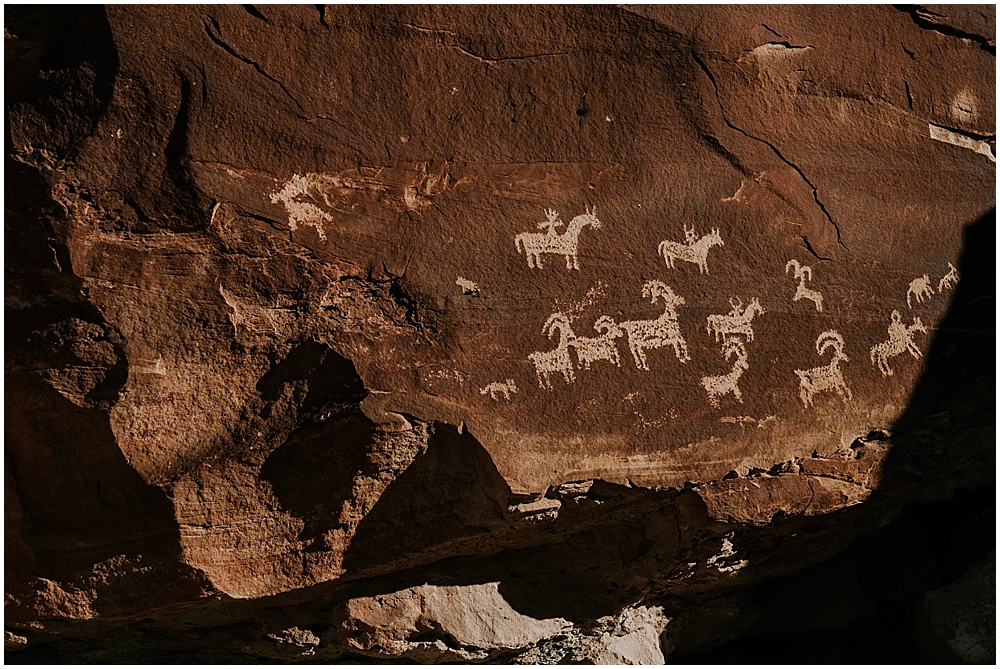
[795,331,852,408]
[785,260,824,311]
[515,207,602,270]
[907,275,935,308]
[702,338,749,409]
[619,280,691,370]
[658,226,724,274]
[480,379,518,401]
[938,262,959,292]
[706,297,765,343]
[528,312,577,389]
[569,315,623,370]
[870,310,928,377]
[270,173,334,241]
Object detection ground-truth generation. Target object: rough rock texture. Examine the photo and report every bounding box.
[916,551,996,664]
[5,5,995,663]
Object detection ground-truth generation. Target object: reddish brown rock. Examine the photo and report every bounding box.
[5,5,994,662]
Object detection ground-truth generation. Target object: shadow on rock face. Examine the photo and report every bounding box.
[258,342,372,544]
[4,306,204,619]
[260,413,377,545]
[881,207,995,498]
[342,423,510,571]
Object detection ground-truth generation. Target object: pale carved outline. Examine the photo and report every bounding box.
[870,310,928,377]
[795,330,852,408]
[785,259,823,311]
[657,225,724,274]
[514,207,602,270]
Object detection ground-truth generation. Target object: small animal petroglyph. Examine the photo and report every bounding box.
[528,312,577,389]
[938,262,959,293]
[795,331,852,408]
[907,275,935,308]
[515,207,602,270]
[619,280,691,370]
[702,338,749,409]
[658,226,724,274]
[706,297,765,343]
[569,315,622,370]
[870,310,928,377]
[785,260,823,311]
[480,379,517,401]
[455,276,480,295]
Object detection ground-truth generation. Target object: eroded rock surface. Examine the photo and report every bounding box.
[5,5,994,662]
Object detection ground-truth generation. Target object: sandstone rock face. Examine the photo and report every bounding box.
[5,5,994,662]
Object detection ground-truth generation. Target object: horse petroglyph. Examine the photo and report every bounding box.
[619,280,691,370]
[702,338,749,408]
[795,331,852,408]
[569,315,622,370]
[906,275,935,308]
[480,379,518,401]
[938,262,959,293]
[528,312,577,389]
[515,207,602,270]
[706,297,765,343]
[870,310,928,377]
[658,226,724,274]
[785,260,824,311]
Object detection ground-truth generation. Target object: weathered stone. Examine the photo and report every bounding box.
[916,551,996,664]
[5,4,994,662]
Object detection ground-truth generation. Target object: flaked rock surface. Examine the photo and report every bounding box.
[5,4,995,662]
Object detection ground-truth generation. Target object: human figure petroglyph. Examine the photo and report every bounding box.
[657,226,724,274]
[702,338,749,409]
[706,297,765,343]
[480,379,518,401]
[619,280,691,370]
[785,260,824,311]
[528,312,577,389]
[938,262,959,293]
[515,207,602,270]
[569,315,622,370]
[795,331,852,408]
[906,275,935,308]
[870,310,928,377]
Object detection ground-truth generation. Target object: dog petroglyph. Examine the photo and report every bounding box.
[906,275,935,308]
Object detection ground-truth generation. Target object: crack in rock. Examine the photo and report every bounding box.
[692,52,848,255]
[894,4,997,55]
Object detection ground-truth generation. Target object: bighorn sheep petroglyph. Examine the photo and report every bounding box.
[785,259,824,311]
[795,330,852,408]
[569,315,623,370]
[702,337,749,409]
[619,280,691,370]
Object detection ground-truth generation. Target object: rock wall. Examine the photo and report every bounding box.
[5,5,994,662]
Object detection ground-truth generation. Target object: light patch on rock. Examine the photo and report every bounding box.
[929,124,996,162]
[937,262,959,293]
[870,310,928,377]
[907,274,935,308]
[785,259,823,311]
[707,535,749,575]
[266,627,320,657]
